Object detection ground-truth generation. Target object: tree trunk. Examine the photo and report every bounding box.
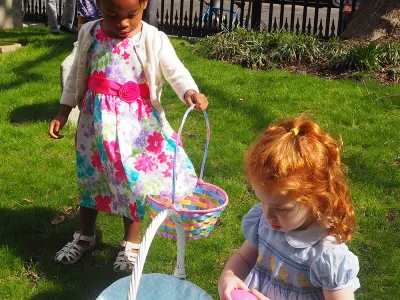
[342,0,400,40]
[0,0,23,29]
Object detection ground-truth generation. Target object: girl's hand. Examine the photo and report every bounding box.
[49,115,68,139]
[250,289,271,300]
[184,90,208,111]
[218,271,249,300]
[48,105,72,139]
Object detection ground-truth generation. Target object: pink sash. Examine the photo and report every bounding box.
[87,75,150,118]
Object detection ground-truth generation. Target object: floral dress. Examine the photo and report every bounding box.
[76,23,198,221]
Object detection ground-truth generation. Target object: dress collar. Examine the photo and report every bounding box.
[285,222,329,248]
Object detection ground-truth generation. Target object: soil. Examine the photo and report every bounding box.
[285,63,399,86]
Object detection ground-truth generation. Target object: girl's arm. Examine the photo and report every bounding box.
[218,241,259,300]
[323,287,355,300]
[158,32,199,103]
[78,16,86,31]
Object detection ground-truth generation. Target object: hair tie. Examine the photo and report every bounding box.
[290,128,299,136]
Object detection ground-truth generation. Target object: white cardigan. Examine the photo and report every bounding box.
[60,20,199,117]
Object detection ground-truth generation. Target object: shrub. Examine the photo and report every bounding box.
[327,42,400,71]
[378,43,400,67]
[200,30,400,74]
[269,32,321,64]
[201,29,321,69]
[328,43,381,71]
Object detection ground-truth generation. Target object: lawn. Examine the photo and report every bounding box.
[0,26,399,300]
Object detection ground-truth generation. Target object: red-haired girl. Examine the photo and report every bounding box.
[219,118,359,300]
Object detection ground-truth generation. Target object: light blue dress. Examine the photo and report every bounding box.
[243,204,360,300]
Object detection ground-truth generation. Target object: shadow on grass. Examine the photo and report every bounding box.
[345,152,400,198]
[0,207,126,299]
[0,27,76,49]
[196,78,275,132]
[9,101,60,124]
[0,28,76,92]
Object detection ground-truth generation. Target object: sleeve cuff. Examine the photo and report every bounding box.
[323,277,360,292]
[60,92,77,108]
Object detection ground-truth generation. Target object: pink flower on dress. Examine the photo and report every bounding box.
[114,159,128,183]
[146,132,164,154]
[162,169,172,178]
[122,51,130,60]
[120,38,130,49]
[157,152,168,164]
[91,150,104,172]
[94,195,112,212]
[134,153,157,173]
[96,28,113,44]
[166,159,173,170]
[129,203,141,222]
[104,140,120,161]
[113,45,121,55]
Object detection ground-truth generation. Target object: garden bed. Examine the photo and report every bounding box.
[200,30,400,85]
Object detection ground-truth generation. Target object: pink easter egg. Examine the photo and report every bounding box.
[230,289,258,300]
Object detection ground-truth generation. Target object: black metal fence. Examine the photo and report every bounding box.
[23,0,47,24]
[22,0,359,38]
[22,0,78,25]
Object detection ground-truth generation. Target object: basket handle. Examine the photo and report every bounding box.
[172,104,210,204]
[127,209,186,300]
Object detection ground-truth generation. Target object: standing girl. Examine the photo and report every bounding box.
[218,118,360,300]
[48,0,208,272]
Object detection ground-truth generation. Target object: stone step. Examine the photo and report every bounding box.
[0,42,22,54]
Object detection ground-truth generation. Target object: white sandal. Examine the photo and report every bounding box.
[54,231,96,265]
[113,240,140,272]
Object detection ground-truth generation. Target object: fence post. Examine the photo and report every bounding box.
[337,0,344,36]
[251,0,262,30]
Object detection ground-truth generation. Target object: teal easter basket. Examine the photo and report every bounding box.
[97,209,214,300]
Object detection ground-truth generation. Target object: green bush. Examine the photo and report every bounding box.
[201,29,321,69]
[200,30,400,74]
[378,42,400,67]
[328,42,400,71]
[269,32,321,64]
[200,29,271,69]
[328,43,381,71]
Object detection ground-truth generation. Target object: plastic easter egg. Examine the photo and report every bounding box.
[230,289,258,300]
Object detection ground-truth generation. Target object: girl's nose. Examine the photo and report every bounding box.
[119,19,129,28]
[264,206,276,220]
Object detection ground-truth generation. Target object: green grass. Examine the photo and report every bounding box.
[0,26,399,299]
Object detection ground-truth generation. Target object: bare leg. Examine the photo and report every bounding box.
[123,217,140,244]
[77,206,98,248]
